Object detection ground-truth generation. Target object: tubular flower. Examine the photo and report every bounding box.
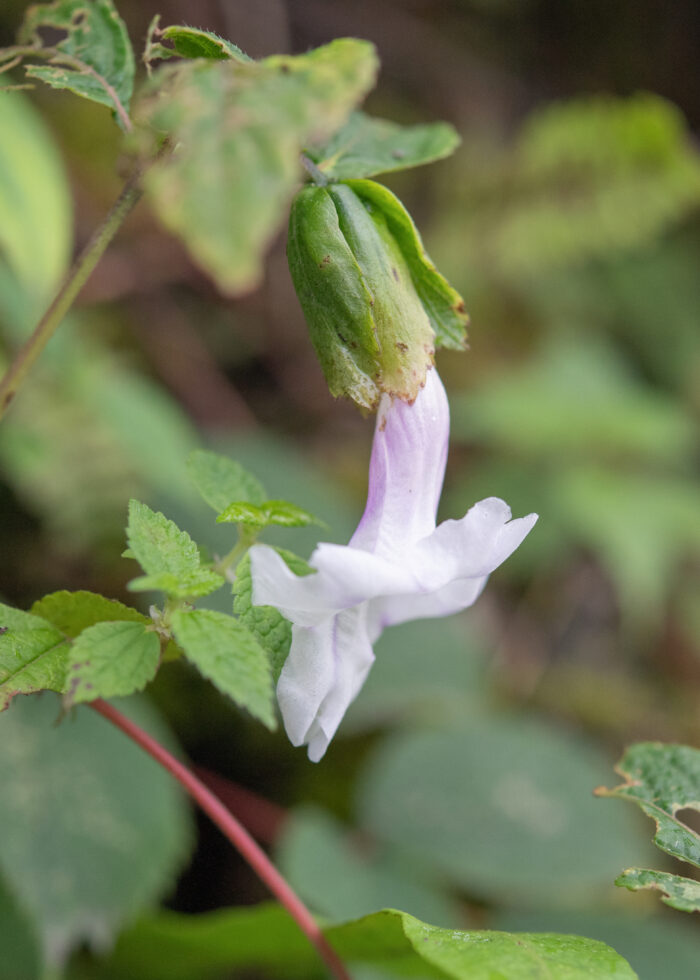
[249,368,537,761]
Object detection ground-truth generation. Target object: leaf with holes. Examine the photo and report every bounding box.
[14,0,135,130]
[0,604,68,710]
[308,111,460,180]
[186,450,266,512]
[596,742,700,913]
[134,39,378,294]
[66,620,161,705]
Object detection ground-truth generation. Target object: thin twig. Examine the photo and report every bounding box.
[89,698,351,980]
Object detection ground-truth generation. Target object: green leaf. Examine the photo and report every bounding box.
[0,694,191,968]
[170,608,275,729]
[309,111,460,180]
[16,0,135,130]
[160,24,251,63]
[106,903,638,980]
[0,871,42,980]
[217,499,320,529]
[126,500,225,598]
[0,603,68,710]
[134,39,378,294]
[233,549,314,682]
[346,179,468,349]
[65,621,160,705]
[358,718,651,905]
[614,868,700,913]
[186,449,266,511]
[0,91,72,297]
[31,590,148,637]
[596,742,700,912]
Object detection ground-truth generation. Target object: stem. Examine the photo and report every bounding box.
[89,698,350,980]
[0,162,146,420]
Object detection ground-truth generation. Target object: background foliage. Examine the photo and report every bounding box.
[1,1,699,978]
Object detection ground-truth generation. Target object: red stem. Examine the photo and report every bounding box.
[90,698,350,980]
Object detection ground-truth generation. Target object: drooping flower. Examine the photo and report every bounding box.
[249,368,537,761]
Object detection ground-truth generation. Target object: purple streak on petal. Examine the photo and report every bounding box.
[349,367,449,559]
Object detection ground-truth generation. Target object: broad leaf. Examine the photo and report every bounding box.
[186,449,266,512]
[106,903,637,980]
[170,608,275,729]
[309,111,460,180]
[346,179,468,349]
[0,694,191,968]
[31,590,148,637]
[126,500,224,598]
[0,92,71,297]
[134,39,378,294]
[596,742,700,912]
[233,549,313,682]
[66,621,160,705]
[217,499,320,529]
[0,603,68,710]
[15,0,135,130]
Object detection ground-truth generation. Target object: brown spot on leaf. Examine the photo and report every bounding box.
[395,341,408,352]
[391,267,399,282]
[319,254,331,268]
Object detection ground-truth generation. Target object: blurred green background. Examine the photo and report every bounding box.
[1,1,699,978]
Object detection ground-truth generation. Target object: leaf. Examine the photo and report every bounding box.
[134,39,378,294]
[217,499,321,529]
[170,608,276,729]
[596,742,700,912]
[0,694,191,968]
[186,449,266,512]
[106,903,637,980]
[65,621,160,705]
[357,718,651,905]
[0,91,72,297]
[233,549,313,682]
[0,603,68,710]
[125,500,225,599]
[346,179,468,349]
[0,871,42,980]
[309,111,460,180]
[160,24,251,63]
[17,0,135,130]
[31,590,148,637]
[614,868,700,913]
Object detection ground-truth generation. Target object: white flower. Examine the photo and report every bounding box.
[250,368,537,761]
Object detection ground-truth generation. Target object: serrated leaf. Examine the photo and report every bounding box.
[106,903,637,980]
[233,549,313,682]
[65,621,160,705]
[126,500,224,598]
[346,179,468,349]
[160,24,251,63]
[217,499,320,529]
[16,0,135,130]
[614,868,700,913]
[596,742,700,912]
[186,449,266,512]
[134,39,378,294]
[31,590,148,637]
[0,694,190,967]
[309,111,460,180]
[170,609,275,729]
[0,603,68,710]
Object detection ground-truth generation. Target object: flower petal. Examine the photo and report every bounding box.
[277,607,375,762]
[350,366,449,558]
[412,497,538,591]
[367,576,488,640]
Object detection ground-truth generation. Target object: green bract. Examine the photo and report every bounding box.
[287,178,467,410]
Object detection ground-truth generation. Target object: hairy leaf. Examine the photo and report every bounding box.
[186,449,266,512]
[16,0,135,130]
[309,111,460,180]
[217,499,320,529]
[66,621,160,705]
[160,24,251,63]
[0,603,68,710]
[170,608,275,729]
[134,39,378,294]
[31,590,148,637]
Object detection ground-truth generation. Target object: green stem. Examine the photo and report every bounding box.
[0,159,149,420]
[215,528,258,579]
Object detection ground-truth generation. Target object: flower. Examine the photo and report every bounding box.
[249,368,537,761]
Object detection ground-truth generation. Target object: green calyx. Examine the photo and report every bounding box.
[287,178,467,410]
